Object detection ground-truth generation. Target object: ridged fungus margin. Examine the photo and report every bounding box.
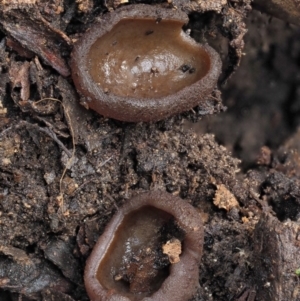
[253,0,300,26]
[71,4,222,122]
[84,191,204,301]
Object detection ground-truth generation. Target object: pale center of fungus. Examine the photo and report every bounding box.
[97,206,180,300]
[88,18,211,98]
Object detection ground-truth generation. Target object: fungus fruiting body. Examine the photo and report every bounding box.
[71,4,222,122]
[84,191,204,301]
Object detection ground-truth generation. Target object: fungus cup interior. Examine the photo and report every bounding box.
[87,18,211,98]
[84,191,204,301]
[96,205,182,299]
[71,4,222,122]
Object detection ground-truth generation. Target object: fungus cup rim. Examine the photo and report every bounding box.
[71,4,222,122]
[84,190,204,301]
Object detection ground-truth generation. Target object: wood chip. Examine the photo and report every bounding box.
[213,184,239,211]
[162,238,182,264]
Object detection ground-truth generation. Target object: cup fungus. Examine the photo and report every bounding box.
[84,191,204,301]
[71,4,222,122]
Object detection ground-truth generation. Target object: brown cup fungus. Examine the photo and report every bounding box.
[71,4,222,122]
[84,191,204,301]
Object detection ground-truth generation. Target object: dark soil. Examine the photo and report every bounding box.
[0,1,299,301]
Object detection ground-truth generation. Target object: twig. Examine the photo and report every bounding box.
[0,126,14,137]
[1,121,71,156]
[24,121,72,156]
[1,97,76,213]
[34,98,76,213]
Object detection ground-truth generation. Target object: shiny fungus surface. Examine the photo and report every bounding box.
[84,191,204,301]
[71,4,222,122]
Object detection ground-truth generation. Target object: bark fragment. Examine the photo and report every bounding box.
[0,4,71,76]
[253,213,300,301]
[9,60,30,102]
[0,244,73,300]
